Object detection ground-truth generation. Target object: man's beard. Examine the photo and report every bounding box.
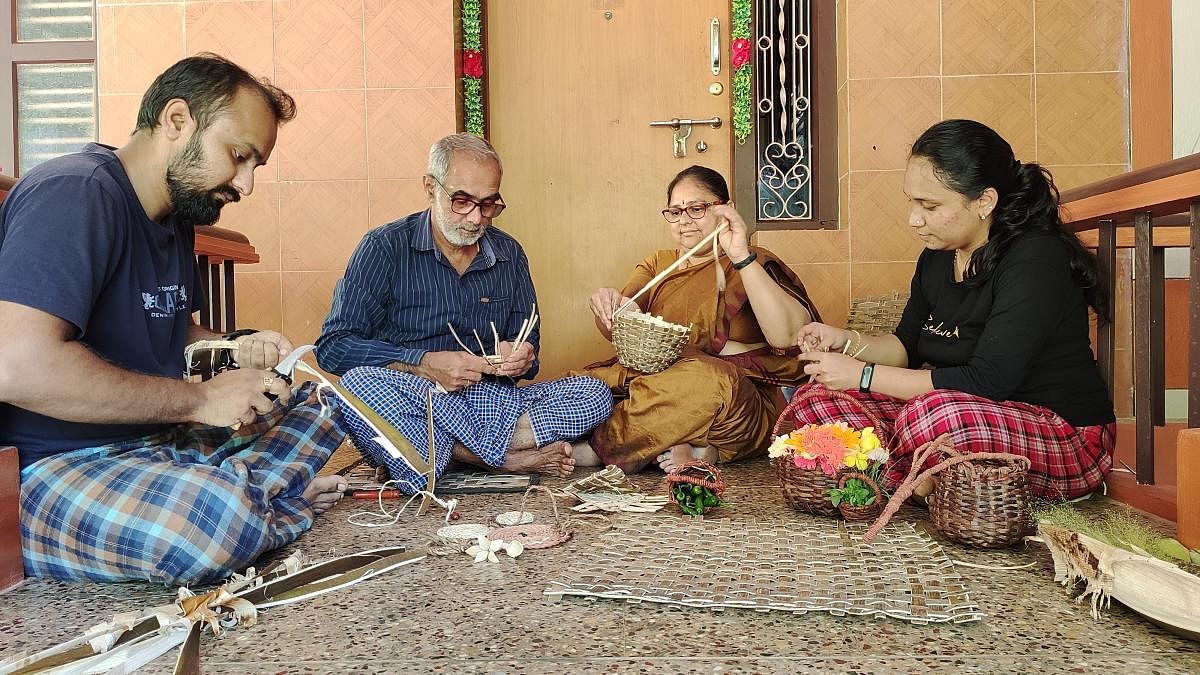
[433,202,486,246]
[165,134,240,227]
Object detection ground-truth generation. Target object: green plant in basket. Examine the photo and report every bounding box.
[672,481,720,516]
[829,477,877,508]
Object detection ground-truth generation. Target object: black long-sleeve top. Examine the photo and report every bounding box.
[893,232,1115,428]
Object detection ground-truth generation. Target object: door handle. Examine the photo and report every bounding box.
[710,18,721,75]
[649,117,722,129]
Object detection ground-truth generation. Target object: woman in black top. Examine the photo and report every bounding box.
[789,119,1115,499]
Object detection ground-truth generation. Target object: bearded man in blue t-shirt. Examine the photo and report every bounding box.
[0,54,347,585]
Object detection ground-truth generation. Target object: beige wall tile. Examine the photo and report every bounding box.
[1036,73,1129,165]
[1047,164,1128,193]
[278,180,370,272]
[368,179,430,226]
[943,75,1035,161]
[233,271,283,333]
[847,170,923,263]
[850,261,915,299]
[365,88,457,179]
[185,1,274,81]
[274,90,367,181]
[792,262,850,328]
[755,228,850,265]
[217,182,280,272]
[273,0,365,91]
[837,84,849,179]
[281,271,343,348]
[97,3,185,95]
[1035,0,1127,73]
[847,78,940,171]
[365,0,455,89]
[97,94,140,146]
[846,0,939,79]
[942,0,1034,75]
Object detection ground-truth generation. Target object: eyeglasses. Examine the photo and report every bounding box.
[661,201,722,223]
[430,176,506,218]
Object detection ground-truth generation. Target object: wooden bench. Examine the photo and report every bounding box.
[0,447,21,592]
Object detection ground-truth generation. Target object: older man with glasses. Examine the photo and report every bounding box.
[315,134,612,492]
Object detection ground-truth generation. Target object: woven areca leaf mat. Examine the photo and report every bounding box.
[544,518,983,624]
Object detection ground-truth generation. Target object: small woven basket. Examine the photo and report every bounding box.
[665,461,726,515]
[611,310,691,374]
[928,451,1031,548]
[771,387,891,518]
[862,434,1032,548]
[836,471,887,522]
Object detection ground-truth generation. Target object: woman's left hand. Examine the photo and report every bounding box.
[709,203,751,262]
[799,350,866,391]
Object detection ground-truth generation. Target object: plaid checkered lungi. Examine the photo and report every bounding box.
[337,367,613,493]
[19,382,345,585]
[782,382,1115,499]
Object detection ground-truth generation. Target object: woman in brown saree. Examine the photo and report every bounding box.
[576,166,819,472]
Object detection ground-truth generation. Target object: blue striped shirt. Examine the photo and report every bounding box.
[315,210,540,378]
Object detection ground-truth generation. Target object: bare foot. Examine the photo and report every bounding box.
[303,475,348,515]
[570,440,603,467]
[501,441,576,478]
[913,476,934,505]
[656,445,717,472]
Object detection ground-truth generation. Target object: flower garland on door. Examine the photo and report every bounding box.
[460,1,752,143]
[731,0,752,144]
[461,0,485,136]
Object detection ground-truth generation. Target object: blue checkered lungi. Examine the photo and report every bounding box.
[337,367,613,493]
[19,382,344,585]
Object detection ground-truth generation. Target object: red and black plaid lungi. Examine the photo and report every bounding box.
[783,382,1115,499]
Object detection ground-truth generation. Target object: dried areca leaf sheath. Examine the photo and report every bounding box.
[1036,522,1200,639]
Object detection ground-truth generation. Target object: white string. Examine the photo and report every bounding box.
[346,478,459,528]
[951,559,1036,571]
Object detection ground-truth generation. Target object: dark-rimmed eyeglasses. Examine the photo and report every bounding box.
[661,201,722,223]
[430,176,507,218]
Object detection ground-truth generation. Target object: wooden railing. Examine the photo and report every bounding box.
[194,226,259,333]
[1059,153,1200,486]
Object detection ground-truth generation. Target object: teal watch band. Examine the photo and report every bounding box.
[859,362,876,393]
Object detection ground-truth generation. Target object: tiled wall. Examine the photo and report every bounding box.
[95,0,458,347]
[756,0,1131,338]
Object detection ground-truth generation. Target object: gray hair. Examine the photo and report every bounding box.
[427,133,502,182]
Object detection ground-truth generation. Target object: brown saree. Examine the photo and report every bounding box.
[577,246,820,473]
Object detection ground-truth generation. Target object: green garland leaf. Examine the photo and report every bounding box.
[461,0,484,136]
[730,0,752,144]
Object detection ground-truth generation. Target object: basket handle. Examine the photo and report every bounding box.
[861,434,1031,543]
[837,471,885,500]
[773,386,890,445]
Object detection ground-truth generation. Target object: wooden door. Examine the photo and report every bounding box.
[488,1,731,378]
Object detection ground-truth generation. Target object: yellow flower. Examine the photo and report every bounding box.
[859,427,881,452]
[843,446,869,470]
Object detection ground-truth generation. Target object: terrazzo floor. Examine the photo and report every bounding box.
[2,452,1198,674]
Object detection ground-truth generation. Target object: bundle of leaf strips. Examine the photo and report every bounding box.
[1033,502,1200,571]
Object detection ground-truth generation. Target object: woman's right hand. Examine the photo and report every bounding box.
[590,287,631,331]
[794,322,850,354]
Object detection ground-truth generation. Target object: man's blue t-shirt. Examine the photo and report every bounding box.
[0,144,201,468]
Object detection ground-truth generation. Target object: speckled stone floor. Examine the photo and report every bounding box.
[2,459,1199,674]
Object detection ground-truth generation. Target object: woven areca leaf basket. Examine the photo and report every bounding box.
[611,310,691,374]
[928,452,1031,548]
[864,434,1032,549]
[774,459,839,517]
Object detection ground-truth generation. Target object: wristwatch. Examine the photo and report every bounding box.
[732,251,758,270]
[859,362,876,393]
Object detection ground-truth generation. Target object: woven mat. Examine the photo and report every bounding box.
[544,518,983,624]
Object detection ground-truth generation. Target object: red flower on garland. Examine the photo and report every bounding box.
[731,38,751,69]
[462,49,484,79]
